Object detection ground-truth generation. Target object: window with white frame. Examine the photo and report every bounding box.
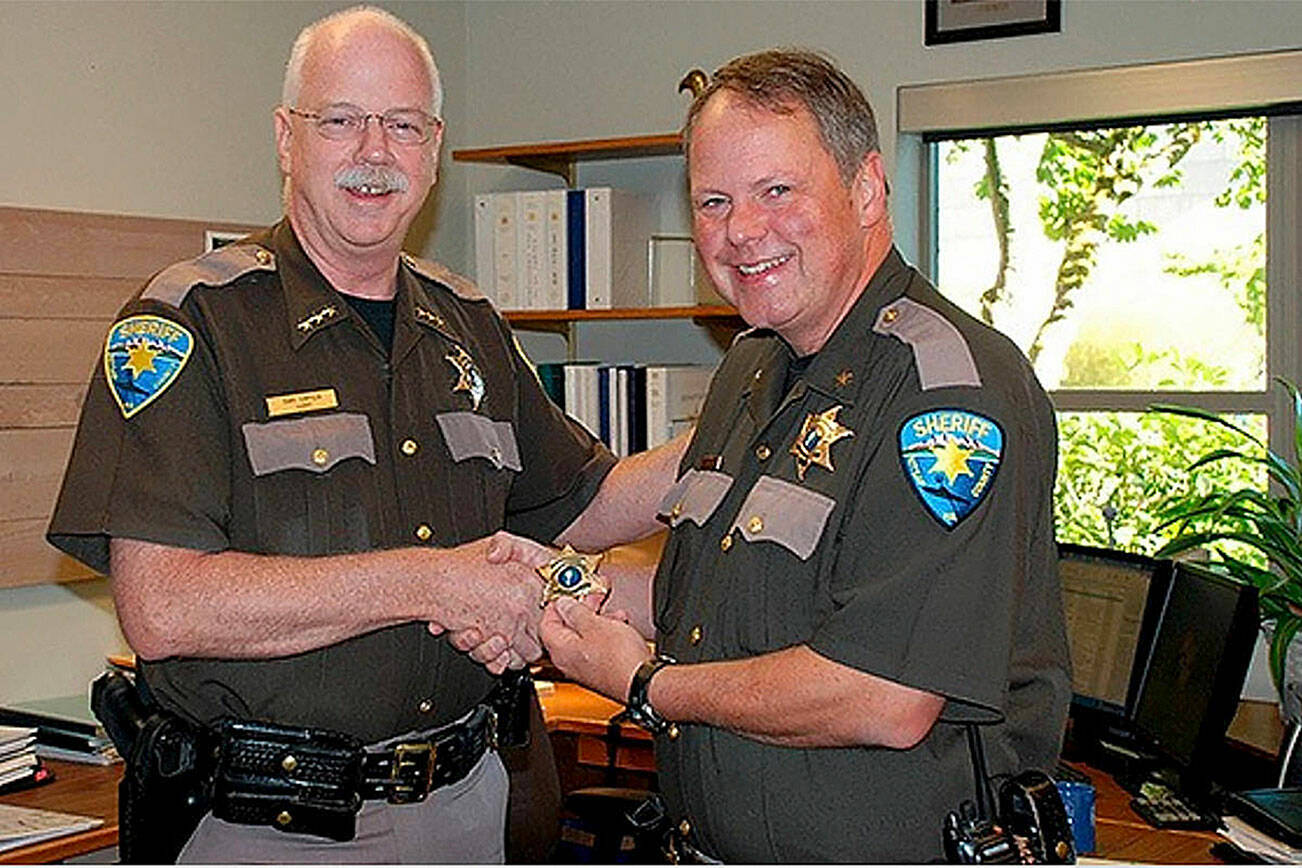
[899,53,1302,554]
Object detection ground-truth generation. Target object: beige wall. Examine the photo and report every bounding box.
[2,0,1298,702]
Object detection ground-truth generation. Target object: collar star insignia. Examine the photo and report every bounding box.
[537,545,607,608]
[835,369,854,388]
[791,404,854,480]
[296,305,338,332]
[445,346,486,411]
[415,306,446,329]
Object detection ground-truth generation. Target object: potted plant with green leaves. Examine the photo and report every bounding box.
[1150,378,1302,720]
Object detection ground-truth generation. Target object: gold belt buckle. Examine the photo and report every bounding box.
[388,742,435,804]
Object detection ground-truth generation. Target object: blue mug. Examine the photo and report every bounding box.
[1055,780,1096,855]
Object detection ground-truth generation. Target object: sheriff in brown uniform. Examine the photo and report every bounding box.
[538,50,1071,862]
[44,7,659,863]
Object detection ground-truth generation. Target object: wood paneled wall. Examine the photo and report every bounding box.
[0,207,259,589]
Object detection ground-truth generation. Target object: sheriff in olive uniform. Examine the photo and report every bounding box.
[538,50,1071,863]
[652,249,1067,862]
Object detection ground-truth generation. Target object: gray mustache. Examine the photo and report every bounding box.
[335,165,410,194]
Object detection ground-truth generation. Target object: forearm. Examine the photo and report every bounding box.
[596,552,657,640]
[558,429,691,550]
[109,536,525,661]
[646,645,944,749]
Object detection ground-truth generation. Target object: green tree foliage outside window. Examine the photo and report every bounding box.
[938,118,1268,556]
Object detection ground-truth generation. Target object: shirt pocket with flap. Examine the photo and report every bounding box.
[239,412,377,553]
[730,475,835,561]
[656,468,733,527]
[435,411,521,539]
[726,475,836,652]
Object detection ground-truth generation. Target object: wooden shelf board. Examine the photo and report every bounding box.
[452,133,682,167]
[504,305,738,326]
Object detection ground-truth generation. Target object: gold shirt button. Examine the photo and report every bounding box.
[277,810,293,826]
[281,755,297,772]
[667,723,680,740]
[255,247,273,266]
[689,625,702,645]
[748,516,764,534]
[401,439,418,456]
[415,524,433,541]
[418,699,433,713]
[882,307,899,325]
[755,444,771,461]
[720,533,733,552]
[311,448,329,467]
[670,502,683,520]
[679,819,692,836]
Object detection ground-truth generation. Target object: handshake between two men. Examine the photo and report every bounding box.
[439,531,656,704]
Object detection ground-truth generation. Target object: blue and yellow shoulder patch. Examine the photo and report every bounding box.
[103,315,193,418]
[898,408,1003,529]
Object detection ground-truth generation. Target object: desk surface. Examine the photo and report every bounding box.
[0,760,119,864]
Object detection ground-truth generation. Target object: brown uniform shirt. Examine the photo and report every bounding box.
[48,220,615,742]
[651,249,1071,862]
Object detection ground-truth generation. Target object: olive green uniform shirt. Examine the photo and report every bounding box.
[652,249,1070,862]
[48,220,615,742]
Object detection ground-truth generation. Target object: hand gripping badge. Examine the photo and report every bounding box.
[899,408,1003,529]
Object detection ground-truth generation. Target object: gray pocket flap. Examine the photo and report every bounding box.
[436,412,522,471]
[657,469,733,527]
[732,475,835,560]
[242,412,375,476]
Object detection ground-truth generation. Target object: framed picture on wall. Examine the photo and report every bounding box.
[204,230,245,252]
[924,0,1061,46]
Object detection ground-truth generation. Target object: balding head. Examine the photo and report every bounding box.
[282,5,442,117]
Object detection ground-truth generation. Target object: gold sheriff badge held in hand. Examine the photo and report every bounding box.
[537,545,607,608]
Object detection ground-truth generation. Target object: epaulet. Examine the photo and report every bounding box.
[401,253,485,302]
[141,243,276,308]
[872,296,981,390]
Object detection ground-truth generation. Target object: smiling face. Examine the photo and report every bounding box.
[274,18,441,273]
[688,91,889,355]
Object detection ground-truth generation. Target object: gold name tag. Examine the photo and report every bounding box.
[266,388,338,418]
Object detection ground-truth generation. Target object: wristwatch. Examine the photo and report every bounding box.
[626,655,676,735]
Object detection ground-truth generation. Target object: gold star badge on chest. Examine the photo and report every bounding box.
[445,346,486,411]
[791,405,855,481]
[537,545,607,608]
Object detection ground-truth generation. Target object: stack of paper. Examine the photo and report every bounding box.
[0,726,38,790]
[0,804,102,854]
[1221,815,1302,863]
[0,696,119,766]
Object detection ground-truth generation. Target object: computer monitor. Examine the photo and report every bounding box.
[1058,543,1174,724]
[1131,560,1259,793]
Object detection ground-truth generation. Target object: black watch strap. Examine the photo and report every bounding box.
[626,655,675,735]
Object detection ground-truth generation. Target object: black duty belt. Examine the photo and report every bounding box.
[211,705,496,841]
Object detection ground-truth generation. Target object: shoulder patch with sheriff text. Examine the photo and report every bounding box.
[898,408,1003,529]
[103,315,193,418]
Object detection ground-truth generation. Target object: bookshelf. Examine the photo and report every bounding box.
[452,133,682,187]
[454,133,742,347]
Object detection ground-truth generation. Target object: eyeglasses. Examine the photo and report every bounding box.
[287,105,441,145]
